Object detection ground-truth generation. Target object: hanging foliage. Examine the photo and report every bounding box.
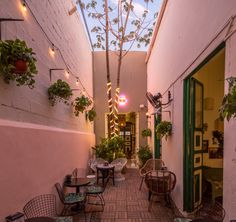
[0,39,37,88]
[73,95,92,116]
[219,77,236,121]
[48,79,73,106]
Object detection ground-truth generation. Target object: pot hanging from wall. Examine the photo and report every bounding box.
[14,60,28,74]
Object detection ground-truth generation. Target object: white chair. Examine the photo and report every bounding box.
[88,158,106,173]
[111,158,127,181]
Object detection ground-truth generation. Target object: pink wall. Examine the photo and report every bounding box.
[0,0,95,220]
[0,0,93,132]
[0,119,95,220]
[147,0,236,220]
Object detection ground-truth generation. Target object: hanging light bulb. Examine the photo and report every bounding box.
[22,0,27,12]
[76,78,79,85]
[51,44,55,55]
[82,88,85,95]
[65,70,70,78]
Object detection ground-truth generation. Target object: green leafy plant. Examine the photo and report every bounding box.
[0,39,37,88]
[137,145,152,167]
[93,136,125,162]
[219,77,236,121]
[141,128,152,137]
[48,79,73,106]
[73,95,92,116]
[86,108,96,121]
[156,121,172,140]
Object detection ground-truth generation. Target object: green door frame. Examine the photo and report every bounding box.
[183,42,225,212]
[154,114,161,158]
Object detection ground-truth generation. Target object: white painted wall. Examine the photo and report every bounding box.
[147,0,236,220]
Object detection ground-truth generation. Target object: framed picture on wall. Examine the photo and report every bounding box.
[203,140,209,153]
[209,147,223,159]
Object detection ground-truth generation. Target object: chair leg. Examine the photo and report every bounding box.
[139,177,144,190]
[148,195,153,212]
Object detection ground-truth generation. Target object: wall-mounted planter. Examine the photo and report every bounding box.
[0,39,37,88]
[86,108,96,121]
[141,128,152,137]
[48,79,73,106]
[219,77,236,121]
[156,121,172,140]
[73,95,92,116]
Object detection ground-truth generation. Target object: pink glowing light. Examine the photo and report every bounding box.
[119,95,128,106]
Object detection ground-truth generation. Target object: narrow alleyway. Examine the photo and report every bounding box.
[75,168,174,222]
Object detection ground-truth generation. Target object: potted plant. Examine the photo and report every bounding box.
[86,108,96,121]
[93,136,125,162]
[141,128,152,137]
[73,95,92,116]
[156,121,172,140]
[0,39,37,88]
[137,145,152,167]
[48,79,73,106]
[219,77,236,120]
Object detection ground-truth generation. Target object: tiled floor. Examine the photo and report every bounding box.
[75,168,174,222]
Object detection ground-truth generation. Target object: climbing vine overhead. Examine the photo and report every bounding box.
[79,0,157,137]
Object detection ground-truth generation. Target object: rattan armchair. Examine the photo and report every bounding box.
[139,158,165,190]
[145,170,176,211]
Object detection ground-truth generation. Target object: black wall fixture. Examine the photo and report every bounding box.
[0,18,24,40]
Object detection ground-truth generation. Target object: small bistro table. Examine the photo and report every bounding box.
[96,164,115,186]
[64,177,90,193]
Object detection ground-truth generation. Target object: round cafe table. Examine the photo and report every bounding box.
[64,177,90,193]
[96,164,115,186]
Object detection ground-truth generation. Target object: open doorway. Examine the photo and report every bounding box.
[105,112,139,160]
[184,46,225,212]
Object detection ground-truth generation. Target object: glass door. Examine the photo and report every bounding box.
[184,77,204,211]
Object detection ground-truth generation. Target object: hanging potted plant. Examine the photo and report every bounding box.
[156,121,172,140]
[219,77,236,121]
[86,108,96,121]
[141,128,152,137]
[48,79,73,106]
[0,39,37,88]
[73,95,92,116]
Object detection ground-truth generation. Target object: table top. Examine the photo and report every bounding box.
[25,217,55,222]
[64,177,90,187]
[96,163,115,170]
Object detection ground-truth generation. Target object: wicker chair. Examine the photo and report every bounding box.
[23,194,72,222]
[55,183,86,217]
[110,158,127,181]
[145,170,176,211]
[139,158,165,190]
[89,158,106,173]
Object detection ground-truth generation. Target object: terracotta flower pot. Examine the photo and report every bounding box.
[14,60,28,74]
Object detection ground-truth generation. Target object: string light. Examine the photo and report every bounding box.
[19,0,93,101]
[22,0,27,12]
[65,70,70,78]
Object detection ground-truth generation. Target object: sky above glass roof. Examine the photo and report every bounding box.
[75,0,163,51]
